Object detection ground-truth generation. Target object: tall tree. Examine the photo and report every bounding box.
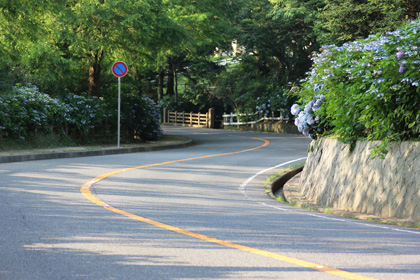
[0,1,65,91]
[161,0,235,98]
[315,0,420,45]
[0,0,186,97]
[236,0,320,84]
[57,0,176,96]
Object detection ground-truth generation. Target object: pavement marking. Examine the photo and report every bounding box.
[238,157,307,209]
[306,213,420,235]
[81,136,377,280]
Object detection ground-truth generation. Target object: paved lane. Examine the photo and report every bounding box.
[1,126,419,279]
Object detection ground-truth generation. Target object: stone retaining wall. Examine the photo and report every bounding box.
[300,138,420,221]
[250,121,299,134]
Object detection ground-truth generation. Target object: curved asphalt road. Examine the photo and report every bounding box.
[1,126,420,280]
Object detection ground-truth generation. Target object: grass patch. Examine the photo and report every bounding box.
[264,162,305,187]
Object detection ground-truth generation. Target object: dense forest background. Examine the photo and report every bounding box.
[1,0,419,115]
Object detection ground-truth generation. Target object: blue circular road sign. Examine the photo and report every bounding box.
[112,61,128,78]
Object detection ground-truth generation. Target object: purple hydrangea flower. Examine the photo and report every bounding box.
[399,65,405,73]
[396,51,405,59]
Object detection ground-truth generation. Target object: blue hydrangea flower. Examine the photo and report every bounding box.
[290,104,300,115]
[304,101,314,113]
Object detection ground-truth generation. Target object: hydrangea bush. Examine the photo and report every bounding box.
[255,89,295,120]
[0,85,67,139]
[292,20,420,157]
[0,84,162,142]
[62,94,111,137]
[120,93,163,141]
[103,83,163,141]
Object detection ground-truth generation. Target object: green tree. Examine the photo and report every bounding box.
[57,0,177,97]
[0,1,65,91]
[240,0,318,84]
[316,0,420,45]
[213,0,319,113]
[0,0,187,97]
[270,0,420,46]
[160,0,234,101]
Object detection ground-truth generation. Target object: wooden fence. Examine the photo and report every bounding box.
[162,108,215,128]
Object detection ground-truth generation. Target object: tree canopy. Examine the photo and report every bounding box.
[1,0,418,110]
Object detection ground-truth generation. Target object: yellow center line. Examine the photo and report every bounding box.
[80,136,377,280]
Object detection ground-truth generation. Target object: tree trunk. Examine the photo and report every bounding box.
[157,70,164,101]
[166,57,174,96]
[174,63,178,102]
[132,66,144,96]
[88,49,104,97]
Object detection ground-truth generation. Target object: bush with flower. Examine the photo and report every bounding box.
[291,94,326,138]
[255,88,295,120]
[62,94,111,137]
[103,84,163,141]
[0,84,162,143]
[0,85,68,140]
[120,93,163,141]
[291,20,420,157]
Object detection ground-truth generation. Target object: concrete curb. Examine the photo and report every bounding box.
[269,165,304,196]
[0,138,194,164]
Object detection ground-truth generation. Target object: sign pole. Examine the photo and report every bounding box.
[111,61,127,148]
[117,76,121,148]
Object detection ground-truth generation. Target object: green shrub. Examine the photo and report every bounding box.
[292,20,420,158]
[62,94,111,137]
[103,84,163,141]
[0,85,162,143]
[121,93,162,141]
[0,85,67,140]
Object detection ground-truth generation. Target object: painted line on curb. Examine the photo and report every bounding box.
[81,136,377,280]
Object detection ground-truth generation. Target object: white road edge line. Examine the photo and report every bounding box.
[239,158,307,211]
[239,158,420,236]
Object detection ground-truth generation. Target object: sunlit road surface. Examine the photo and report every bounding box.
[1,126,419,280]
